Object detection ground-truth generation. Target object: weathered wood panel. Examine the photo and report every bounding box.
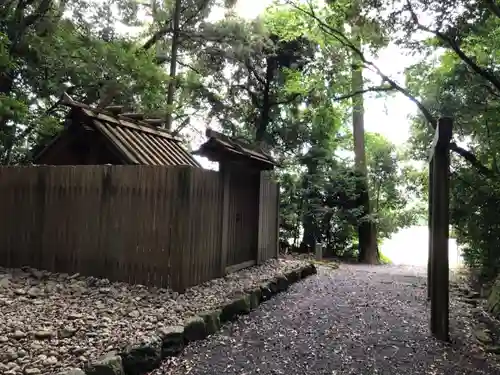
[257,172,279,263]
[180,167,223,289]
[0,165,276,291]
[0,165,224,291]
[225,171,259,268]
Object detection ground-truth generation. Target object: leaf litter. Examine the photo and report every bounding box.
[152,264,500,375]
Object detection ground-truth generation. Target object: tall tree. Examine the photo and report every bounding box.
[0,0,171,163]
[350,14,378,263]
[165,0,182,130]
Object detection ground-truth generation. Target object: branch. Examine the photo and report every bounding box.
[235,84,261,107]
[245,60,267,87]
[141,23,173,51]
[331,85,395,101]
[170,116,191,137]
[21,0,52,32]
[485,0,500,19]
[287,1,437,127]
[406,0,500,93]
[271,92,302,106]
[175,59,203,75]
[288,0,498,178]
[141,0,211,51]
[449,142,495,177]
[481,82,500,99]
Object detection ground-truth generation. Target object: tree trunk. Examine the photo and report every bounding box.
[256,59,275,142]
[165,0,181,131]
[351,34,378,264]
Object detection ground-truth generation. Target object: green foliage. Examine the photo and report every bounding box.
[365,133,423,239]
[451,169,500,281]
[0,0,174,163]
[0,0,425,264]
[379,252,392,265]
[398,0,500,280]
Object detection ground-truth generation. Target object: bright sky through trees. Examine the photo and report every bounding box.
[230,0,419,146]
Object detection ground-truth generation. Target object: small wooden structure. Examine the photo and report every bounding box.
[427,116,453,342]
[194,129,279,274]
[3,102,281,291]
[33,93,200,167]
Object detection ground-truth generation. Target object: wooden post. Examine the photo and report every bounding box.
[428,117,453,342]
[427,158,434,301]
[275,181,280,259]
[315,242,323,261]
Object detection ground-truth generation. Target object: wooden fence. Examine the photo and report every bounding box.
[0,165,279,291]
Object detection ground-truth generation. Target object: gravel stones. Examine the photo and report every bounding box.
[0,260,312,374]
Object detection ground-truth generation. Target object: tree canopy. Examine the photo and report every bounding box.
[6,0,500,270]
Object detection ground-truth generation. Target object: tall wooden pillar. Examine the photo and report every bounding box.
[427,158,434,301]
[428,117,453,341]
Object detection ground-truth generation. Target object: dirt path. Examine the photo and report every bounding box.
[153,265,500,375]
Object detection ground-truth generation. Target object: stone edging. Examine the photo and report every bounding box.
[62,263,317,375]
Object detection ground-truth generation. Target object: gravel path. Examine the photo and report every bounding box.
[154,264,500,375]
[0,259,307,374]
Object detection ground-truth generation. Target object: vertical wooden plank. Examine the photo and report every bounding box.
[82,166,100,277]
[183,166,194,291]
[15,168,26,268]
[213,171,223,279]
[430,117,453,342]
[257,172,264,264]
[148,166,159,287]
[0,168,6,266]
[156,166,171,288]
[275,181,280,259]
[197,170,208,284]
[163,167,173,288]
[220,168,230,276]
[205,170,223,281]
[135,166,148,286]
[256,173,280,263]
[427,158,434,301]
[46,167,57,272]
[189,169,199,286]
[168,167,182,291]
[98,166,115,279]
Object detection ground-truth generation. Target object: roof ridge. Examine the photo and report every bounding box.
[203,128,276,166]
[60,92,180,141]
